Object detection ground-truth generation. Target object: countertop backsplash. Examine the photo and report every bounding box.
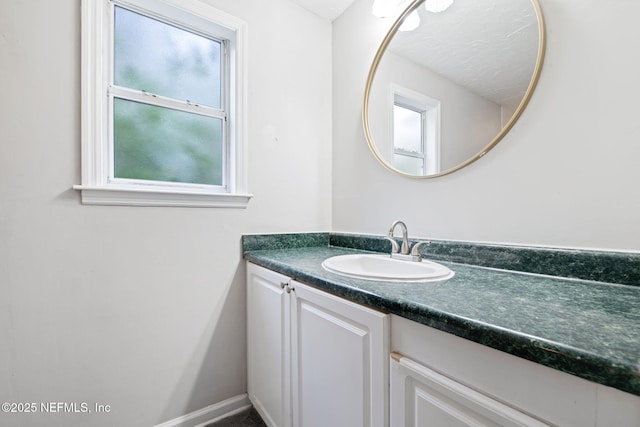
[244,232,640,287]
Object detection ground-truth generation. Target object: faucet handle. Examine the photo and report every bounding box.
[385,237,400,254]
[410,241,429,259]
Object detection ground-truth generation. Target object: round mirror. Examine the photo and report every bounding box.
[363,0,546,178]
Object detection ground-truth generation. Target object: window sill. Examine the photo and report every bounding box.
[73,185,252,208]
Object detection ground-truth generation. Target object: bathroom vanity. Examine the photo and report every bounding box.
[244,233,640,427]
[247,263,388,427]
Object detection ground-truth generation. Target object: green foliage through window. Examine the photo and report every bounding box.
[112,5,225,186]
[114,99,223,185]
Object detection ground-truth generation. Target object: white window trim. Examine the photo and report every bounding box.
[75,0,251,208]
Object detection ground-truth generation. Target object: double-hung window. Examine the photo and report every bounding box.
[76,0,250,207]
[391,85,441,176]
[393,103,426,175]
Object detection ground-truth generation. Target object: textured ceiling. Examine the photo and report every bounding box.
[387,0,540,108]
[295,0,540,109]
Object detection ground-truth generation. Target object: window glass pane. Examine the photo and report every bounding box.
[114,6,221,108]
[394,154,424,175]
[114,98,223,185]
[394,105,423,153]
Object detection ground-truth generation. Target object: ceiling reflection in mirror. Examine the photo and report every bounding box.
[363,0,545,177]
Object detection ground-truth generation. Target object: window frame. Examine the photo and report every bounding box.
[76,0,251,207]
[390,85,441,176]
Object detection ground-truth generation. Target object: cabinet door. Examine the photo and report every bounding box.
[390,353,549,427]
[290,281,389,427]
[247,263,292,427]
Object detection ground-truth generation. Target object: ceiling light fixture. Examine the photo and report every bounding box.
[399,10,420,31]
[424,0,453,13]
[372,0,397,18]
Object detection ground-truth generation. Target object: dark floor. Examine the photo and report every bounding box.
[205,407,267,427]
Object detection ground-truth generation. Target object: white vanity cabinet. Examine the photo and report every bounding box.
[390,353,547,426]
[247,263,292,427]
[247,262,390,427]
[390,315,640,427]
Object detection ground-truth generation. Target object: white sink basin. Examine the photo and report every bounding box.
[321,254,454,282]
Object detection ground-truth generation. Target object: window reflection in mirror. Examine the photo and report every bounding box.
[392,86,440,175]
[363,0,545,178]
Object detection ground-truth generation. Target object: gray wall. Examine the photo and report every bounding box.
[0,1,331,426]
[333,0,640,251]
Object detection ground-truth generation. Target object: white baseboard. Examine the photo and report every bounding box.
[154,394,251,427]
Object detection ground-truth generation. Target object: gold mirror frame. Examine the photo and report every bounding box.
[363,0,546,178]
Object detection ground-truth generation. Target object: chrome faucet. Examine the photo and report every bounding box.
[387,220,410,255]
[386,220,427,262]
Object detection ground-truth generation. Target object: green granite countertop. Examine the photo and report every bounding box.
[243,235,640,397]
